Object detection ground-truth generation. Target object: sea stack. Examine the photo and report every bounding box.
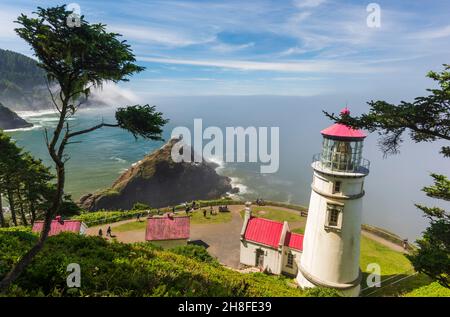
[79,138,237,211]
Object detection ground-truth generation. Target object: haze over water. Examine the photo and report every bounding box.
[7,95,448,242]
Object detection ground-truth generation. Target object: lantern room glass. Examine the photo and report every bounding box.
[321,137,364,172]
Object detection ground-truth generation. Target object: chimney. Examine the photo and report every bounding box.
[240,201,253,239]
[244,201,252,219]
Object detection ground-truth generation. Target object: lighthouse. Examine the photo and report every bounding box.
[296,108,369,297]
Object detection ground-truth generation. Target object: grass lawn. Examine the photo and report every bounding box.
[189,209,232,224]
[359,236,450,297]
[291,227,305,234]
[114,220,146,232]
[240,206,305,223]
[114,209,232,232]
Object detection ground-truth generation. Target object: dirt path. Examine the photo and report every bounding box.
[361,230,407,253]
[85,204,407,267]
[85,205,245,267]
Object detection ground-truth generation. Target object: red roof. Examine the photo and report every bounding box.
[321,123,366,139]
[146,215,190,241]
[284,232,304,251]
[244,217,284,248]
[32,218,83,236]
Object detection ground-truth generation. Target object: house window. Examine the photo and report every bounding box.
[333,181,342,193]
[287,252,294,268]
[326,203,343,229]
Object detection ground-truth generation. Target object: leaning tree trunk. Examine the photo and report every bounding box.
[0,102,68,293]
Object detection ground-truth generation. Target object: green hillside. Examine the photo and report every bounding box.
[0,48,49,110]
[0,228,335,297]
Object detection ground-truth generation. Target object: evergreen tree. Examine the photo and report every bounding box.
[0,5,168,291]
[324,65,450,287]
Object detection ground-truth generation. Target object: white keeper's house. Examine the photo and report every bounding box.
[240,203,304,276]
[240,108,370,297]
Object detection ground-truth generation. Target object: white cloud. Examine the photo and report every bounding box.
[89,82,141,106]
[110,24,215,47]
[293,0,326,9]
[0,7,22,39]
[210,42,255,53]
[412,25,450,40]
[138,56,390,74]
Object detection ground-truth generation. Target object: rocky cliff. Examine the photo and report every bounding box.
[79,138,237,211]
[0,103,33,130]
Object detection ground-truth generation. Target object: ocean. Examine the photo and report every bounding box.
[6,95,449,241]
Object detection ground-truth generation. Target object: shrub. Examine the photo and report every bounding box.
[170,245,219,266]
[0,230,317,297]
[132,202,151,210]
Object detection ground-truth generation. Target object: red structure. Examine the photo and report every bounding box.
[243,217,304,251]
[32,216,87,236]
[146,214,190,242]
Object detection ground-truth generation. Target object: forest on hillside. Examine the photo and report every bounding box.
[0,48,49,110]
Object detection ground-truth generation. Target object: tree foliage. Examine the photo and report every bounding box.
[324,65,450,288]
[0,5,168,292]
[325,64,450,158]
[0,132,76,227]
[0,229,323,297]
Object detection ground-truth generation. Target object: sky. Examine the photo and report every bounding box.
[1,0,450,98]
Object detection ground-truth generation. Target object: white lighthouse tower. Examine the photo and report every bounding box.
[296,108,370,297]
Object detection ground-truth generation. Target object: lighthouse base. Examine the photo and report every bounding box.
[296,268,361,297]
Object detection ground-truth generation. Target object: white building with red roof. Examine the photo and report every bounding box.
[146,214,190,248]
[240,108,370,296]
[297,107,369,297]
[32,216,87,236]
[240,202,304,276]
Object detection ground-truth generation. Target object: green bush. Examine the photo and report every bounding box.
[170,245,219,266]
[132,202,151,210]
[0,229,318,297]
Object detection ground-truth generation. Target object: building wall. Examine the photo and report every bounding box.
[281,247,302,276]
[148,239,188,249]
[80,223,88,235]
[240,240,282,275]
[298,168,364,294]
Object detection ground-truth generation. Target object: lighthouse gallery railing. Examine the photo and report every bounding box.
[312,153,370,174]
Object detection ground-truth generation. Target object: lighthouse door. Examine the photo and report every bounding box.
[256,249,264,268]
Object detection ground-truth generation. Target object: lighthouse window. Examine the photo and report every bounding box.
[326,204,343,229]
[287,253,294,268]
[333,181,342,193]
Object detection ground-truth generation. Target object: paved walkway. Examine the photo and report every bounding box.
[86,205,245,268]
[86,204,407,268]
[361,230,407,253]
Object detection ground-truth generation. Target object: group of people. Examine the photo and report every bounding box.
[255,198,265,206]
[183,201,199,214]
[202,205,218,217]
[98,226,113,238]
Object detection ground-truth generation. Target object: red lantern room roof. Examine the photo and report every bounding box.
[321,108,367,139]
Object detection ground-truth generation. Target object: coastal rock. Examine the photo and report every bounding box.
[0,103,33,130]
[79,138,238,211]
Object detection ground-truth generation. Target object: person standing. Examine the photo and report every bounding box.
[106,226,112,237]
[98,228,103,237]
